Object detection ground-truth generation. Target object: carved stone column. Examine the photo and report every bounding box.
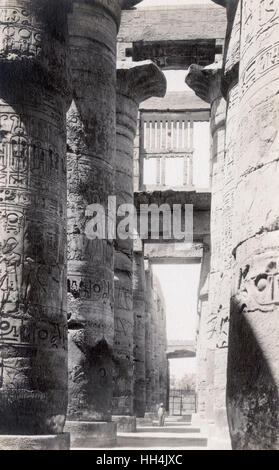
[112,63,166,432]
[133,244,146,418]
[211,0,240,450]
[0,0,70,450]
[66,0,142,448]
[186,63,229,448]
[228,0,279,450]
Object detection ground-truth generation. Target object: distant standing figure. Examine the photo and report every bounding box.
[158,403,166,427]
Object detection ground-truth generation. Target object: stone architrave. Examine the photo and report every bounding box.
[113,63,166,432]
[186,62,229,448]
[0,0,71,450]
[227,0,279,450]
[66,0,142,448]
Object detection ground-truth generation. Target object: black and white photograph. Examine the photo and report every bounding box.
[0,0,278,454]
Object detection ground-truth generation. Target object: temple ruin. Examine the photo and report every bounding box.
[0,0,278,451]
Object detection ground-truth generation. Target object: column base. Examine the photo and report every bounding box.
[65,421,117,449]
[112,415,137,433]
[0,433,70,450]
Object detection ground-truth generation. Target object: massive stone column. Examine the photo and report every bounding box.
[0,0,70,450]
[227,0,279,450]
[113,63,166,432]
[186,63,229,448]
[133,244,146,418]
[66,0,142,448]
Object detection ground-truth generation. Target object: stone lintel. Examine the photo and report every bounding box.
[186,63,223,105]
[117,62,166,105]
[135,190,211,211]
[145,242,203,262]
[126,39,222,70]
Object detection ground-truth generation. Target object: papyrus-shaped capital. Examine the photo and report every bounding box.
[117,62,167,105]
[186,63,222,105]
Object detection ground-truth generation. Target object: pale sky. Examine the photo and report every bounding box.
[152,264,200,342]
[152,263,200,378]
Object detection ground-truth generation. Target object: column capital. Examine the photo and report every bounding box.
[117,62,167,105]
[211,0,240,96]
[185,63,222,105]
[122,0,143,8]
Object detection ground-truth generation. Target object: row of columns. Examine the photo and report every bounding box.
[0,0,168,449]
[113,64,166,432]
[187,0,279,450]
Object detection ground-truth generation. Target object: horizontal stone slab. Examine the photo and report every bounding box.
[112,415,137,433]
[65,421,117,449]
[0,433,70,451]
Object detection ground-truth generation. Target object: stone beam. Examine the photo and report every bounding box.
[134,190,211,243]
[0,0,71,450]
[126,39,222,70]
[118,5,227,42]
[145,243,203,263]
[167,341,196,359]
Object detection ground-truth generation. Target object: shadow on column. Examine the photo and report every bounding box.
[227,297,279,450]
